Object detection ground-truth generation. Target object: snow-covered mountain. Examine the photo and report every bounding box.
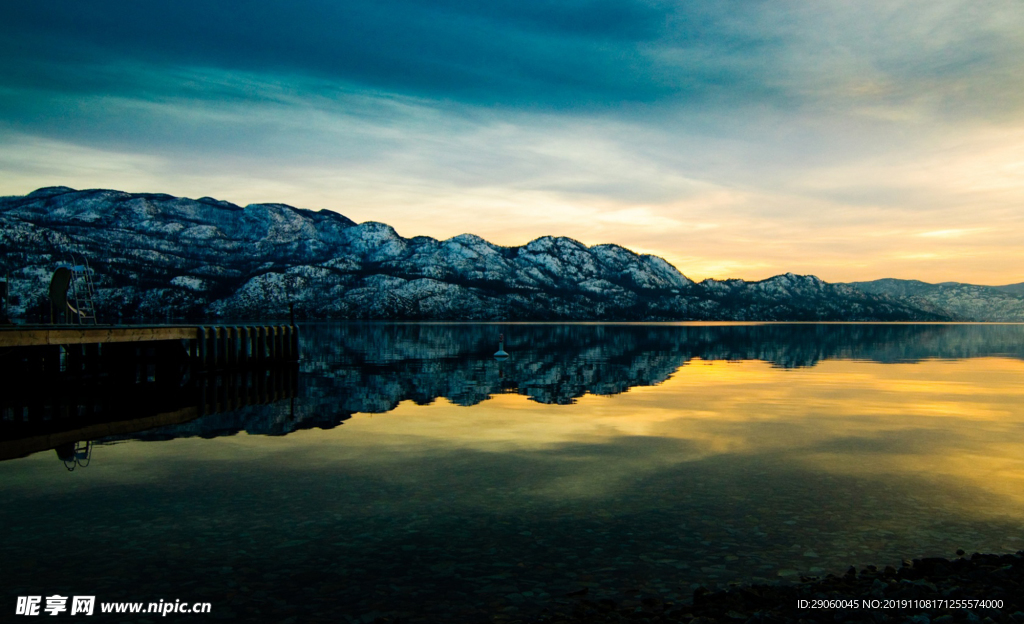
[846,279,1024,322]
[0,186,992,321]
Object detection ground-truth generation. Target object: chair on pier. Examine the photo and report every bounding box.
[49,255,98,325]
[67,255,98,325]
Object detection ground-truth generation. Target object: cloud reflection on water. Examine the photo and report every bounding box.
[310,357,1024,516]
[5,327,1024,617]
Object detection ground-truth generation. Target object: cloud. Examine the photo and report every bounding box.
[917,228,989,239]
[1,1,1024,283]
[0,0,715,109]
[8,0,1017,116]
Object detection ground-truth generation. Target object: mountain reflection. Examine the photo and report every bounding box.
[301,322,1024,404]
[100,323,1024,444]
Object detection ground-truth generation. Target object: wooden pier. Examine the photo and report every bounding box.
[0,323,302,462]
[0,323,300,372]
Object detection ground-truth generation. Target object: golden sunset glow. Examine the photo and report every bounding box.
[3,2,1023,284]
[15,357,1012,520]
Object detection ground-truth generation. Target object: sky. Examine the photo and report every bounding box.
[1,1,1022,284]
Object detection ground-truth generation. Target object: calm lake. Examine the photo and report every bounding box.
[3,323,1024,622]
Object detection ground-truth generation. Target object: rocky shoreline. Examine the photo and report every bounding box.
[525,552,1024,624]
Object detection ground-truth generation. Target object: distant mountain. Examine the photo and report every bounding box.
[0,186,980,322]
[846,279,1024,322]
[991,282,1024,296]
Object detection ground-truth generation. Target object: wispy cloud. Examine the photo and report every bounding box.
[917,228,989,239]
[1,1,1023,283]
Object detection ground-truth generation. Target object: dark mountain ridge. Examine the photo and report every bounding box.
[0,186,1014,321]
[846,278,1024,322]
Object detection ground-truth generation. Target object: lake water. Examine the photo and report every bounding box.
[3,323,1024,622]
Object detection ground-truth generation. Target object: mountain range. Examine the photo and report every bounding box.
[1,186,1021,322]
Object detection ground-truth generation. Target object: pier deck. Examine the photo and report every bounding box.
[0,325,197,347]
[0,323,300,370]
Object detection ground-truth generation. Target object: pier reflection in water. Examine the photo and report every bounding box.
[0,360,299,463]
[2,323,1024,622]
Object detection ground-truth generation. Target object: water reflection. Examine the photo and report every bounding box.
[53,440,92,470]
[6,322,1020,450]
[298,322,1024,407]
[46,322,1024,446]
[0,365,299,461]
[2,323,1024,622]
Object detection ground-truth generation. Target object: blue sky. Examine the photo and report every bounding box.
[2,0,1023,282]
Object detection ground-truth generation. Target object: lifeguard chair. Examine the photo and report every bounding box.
[49,254,98,324]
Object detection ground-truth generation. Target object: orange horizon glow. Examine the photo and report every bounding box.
[11,356,1022,519]
[3,120,1024,285]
